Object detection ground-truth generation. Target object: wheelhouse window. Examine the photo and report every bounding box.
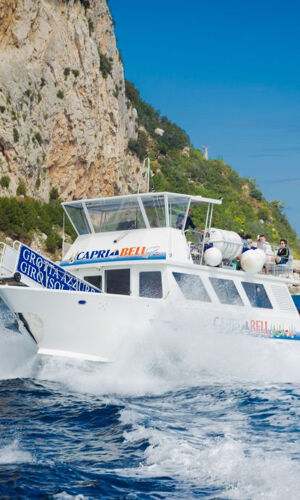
[64,203,91,235]
[173,272,211,301]
[168,196,189,229]
[142,194,166,228]
[209,278,243,306]
[105,269,130,295]
[139,272,162,298]
[85,198,146,233]
[84,275,102,290]
[242,282,273,309]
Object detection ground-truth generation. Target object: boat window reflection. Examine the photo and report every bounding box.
[173,272,211,301]
[142,195,166,228]
[242,282,273,309]
[209,278,243,306]
[139,272,162,298]
[84,275,102,290]
[64,204,91,235]
[85,198,146,233]
[105,269,130,295]
[168,196,189,229]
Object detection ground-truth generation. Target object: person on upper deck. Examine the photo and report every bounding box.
[257,234,273,261]
[257,234,272,255]
[176,209,203,232]
[242,238,257,253]
[256,234,274,273]
[275,239,290,264]
[236,237,257,269]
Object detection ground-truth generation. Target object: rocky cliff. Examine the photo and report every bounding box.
[0,0,144,201]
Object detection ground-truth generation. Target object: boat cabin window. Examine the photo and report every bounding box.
[142,194,166,228]
[84,275,102,290]
[209,278,243,306]
[168,196,189,229]
[173,272,211,302]
[64,193,201,234]
[64,204,91,235]
[105,269,130,295]
[85,198,146,233]
[242,282,273,309]
[139,272,162,298]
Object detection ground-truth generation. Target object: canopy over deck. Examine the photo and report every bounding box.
[62,192,222,236]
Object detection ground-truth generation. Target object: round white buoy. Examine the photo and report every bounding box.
[241,249,265,274]
[204,247,222,267]
[255,248,266,265]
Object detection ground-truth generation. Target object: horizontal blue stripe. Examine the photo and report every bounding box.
[292,295,300,309]
[60,254,167,267]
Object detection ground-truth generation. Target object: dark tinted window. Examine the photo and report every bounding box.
[173,272,211,301]
[209,278,243,306]
[105,269,130,295]
[84,275,102,290]
[242,282,272,309]
[139,272,162,298]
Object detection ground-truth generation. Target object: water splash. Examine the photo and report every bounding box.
[0,439,33,464]
[31,312,300,397]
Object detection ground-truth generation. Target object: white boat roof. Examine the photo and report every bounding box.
[62,191,222,207]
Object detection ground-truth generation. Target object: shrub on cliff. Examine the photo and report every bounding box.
[0,196,75,251]
[16,180,26,196]
[0,175,10,188]
[128,131,148,160]
[46,232,62,253]
[99,52,113,79]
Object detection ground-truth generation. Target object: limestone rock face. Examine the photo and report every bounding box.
[0,0,145,201]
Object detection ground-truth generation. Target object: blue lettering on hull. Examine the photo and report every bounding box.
[17,245,101,293]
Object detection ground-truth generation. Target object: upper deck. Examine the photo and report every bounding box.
[62,192,221,235]
[61,192,221,268]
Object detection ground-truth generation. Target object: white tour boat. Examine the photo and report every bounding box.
[0,191,299,362]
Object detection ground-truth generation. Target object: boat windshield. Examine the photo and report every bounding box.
[85,197,146,232]
[64,203,91,235]
[142,194,166,228]
[64,193,192,234]
[168,196,189,229]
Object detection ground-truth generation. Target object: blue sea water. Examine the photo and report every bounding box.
[1,320,300,499]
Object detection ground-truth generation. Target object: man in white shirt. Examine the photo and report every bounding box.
[257,234,274,271]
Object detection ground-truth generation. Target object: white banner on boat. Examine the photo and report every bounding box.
[16,244,101,293]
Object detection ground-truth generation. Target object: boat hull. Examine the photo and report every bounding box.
[0,285,300,362]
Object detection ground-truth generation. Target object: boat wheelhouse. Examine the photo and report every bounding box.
[60,192,222,288]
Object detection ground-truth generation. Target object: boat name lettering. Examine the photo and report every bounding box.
[17,245,101,293]
[214,316,296,339]
[68,245,162,263]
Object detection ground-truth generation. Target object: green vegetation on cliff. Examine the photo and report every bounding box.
[0,79,298,258]
[126,80,300,255]
[0,197,75,256]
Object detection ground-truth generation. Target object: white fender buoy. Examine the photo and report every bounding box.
[241,249,265,274]
[204,247,222,267]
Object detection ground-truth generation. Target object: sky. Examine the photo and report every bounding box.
[110,0,300,236]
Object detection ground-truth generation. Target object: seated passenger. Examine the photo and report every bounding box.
[257,234,274,272]
[117,212,136,230]
[257,234,272,256]
[275,239,290,264]
[242,238,257,253]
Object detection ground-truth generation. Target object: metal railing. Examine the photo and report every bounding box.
[186,230,205,265]
[186,235,295,277]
